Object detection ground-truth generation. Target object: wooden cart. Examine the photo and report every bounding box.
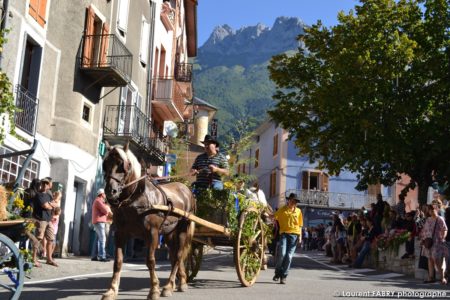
[0,220,31,300]
[152,204,266,287]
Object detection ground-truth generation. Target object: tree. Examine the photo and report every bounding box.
[268,0,450,204]
[0,28,16,144]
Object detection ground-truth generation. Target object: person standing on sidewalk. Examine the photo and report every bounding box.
[32,177,60,267]
[272,193,303,284]
[92,188,112,262]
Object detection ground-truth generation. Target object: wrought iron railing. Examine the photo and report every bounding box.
[14,85,39,136]
[80,33,132,80]
[285,189,378,209]
[103,105,166,154]
[174,63,193,82]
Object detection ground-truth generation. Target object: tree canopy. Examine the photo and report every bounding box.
[268,0,450,203]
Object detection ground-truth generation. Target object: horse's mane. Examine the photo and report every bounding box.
[111,145,141,180]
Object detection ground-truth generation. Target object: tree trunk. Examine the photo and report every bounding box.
[417,180,430,206]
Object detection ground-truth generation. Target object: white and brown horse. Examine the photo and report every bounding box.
[101,143,195,300]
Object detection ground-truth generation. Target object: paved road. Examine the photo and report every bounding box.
[5,248,450,300]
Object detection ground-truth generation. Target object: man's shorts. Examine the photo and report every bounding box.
[35,220,55,241]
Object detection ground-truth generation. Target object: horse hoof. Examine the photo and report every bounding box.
[101,290,117,300]
[178,283,188,292]
[148,291,161,300]
[161,288,173,297]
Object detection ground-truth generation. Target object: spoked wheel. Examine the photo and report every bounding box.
[0,233,24,300]
[185,241,203,282]
[234,207,265,287]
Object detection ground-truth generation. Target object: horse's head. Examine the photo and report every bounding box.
[102,142,141,204]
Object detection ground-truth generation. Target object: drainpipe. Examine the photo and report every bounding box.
[0,0,10,68]
[146,1,156,120]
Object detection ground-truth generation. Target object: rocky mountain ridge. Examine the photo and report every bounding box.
[198,16,305,67]
[193,17,307,142]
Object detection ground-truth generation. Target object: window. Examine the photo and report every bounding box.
[270,169,277,197]
[273,133,278,156]
[20,37,43,97]
[117,0,130,37]
[0,146,39,188]
[302,171,329,191]
[29,0,48,27]
[82,6,109,68]
[82,104,91,123]
[254,149,259,168]
[140,18,150,66]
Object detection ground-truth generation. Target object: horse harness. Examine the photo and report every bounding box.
[114,174,181,235]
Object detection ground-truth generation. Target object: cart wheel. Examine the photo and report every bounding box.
[185,241,203,282]
[0,233,24,300]
[234,207,265,287]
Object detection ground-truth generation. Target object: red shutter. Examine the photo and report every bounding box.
[37,0,48,27]
[29,0,47,27]
[29,0,39,21]
[82,7,95,68]
[322,173,329,191]
[100,23,110,66]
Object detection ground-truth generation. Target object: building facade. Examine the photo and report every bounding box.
[239,120,397,226]
[0,0,197,256]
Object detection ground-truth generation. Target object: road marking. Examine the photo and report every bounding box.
[301,253,345,272]
[349,268,374,273]
[24,264,166,285]
[369,273,403,279]
[203,254,231,261]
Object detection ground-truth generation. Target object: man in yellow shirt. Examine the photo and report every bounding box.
[273,193,303,284]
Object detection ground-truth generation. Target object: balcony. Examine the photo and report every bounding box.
[103,105,166,165]
[152,78,189,122]
[14,85,39,137]
[285,189,378,209]
[80,34,132,87]
[174,63,193,82]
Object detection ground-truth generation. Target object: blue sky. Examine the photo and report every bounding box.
[197,0,359,46]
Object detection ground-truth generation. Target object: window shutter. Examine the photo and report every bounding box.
[140,20,150,65]
[273,134,278,156]
[117,0,130,33]
[37,0,48,27]
[254,149,259,168]
[322,173,329,191]
[82,7,96,67]
[100,23,110,66]
[302,171,308,190]
[29,0,39,21]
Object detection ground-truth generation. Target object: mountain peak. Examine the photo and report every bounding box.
[203,24,235,47]
[199,17,306,67]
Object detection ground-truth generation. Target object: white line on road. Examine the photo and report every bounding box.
[24,264,165,285]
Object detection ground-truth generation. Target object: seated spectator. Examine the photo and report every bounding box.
[401,211,417,259]
[352,218,376,268]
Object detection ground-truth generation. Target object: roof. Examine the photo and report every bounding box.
[193,97,217,111]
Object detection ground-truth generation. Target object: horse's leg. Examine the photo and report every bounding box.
[147,228,161,300]
[102,232,126,300]
[161,231,179,297]
[177,220,194,292]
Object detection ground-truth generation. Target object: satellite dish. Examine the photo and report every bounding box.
[163,121,178,138]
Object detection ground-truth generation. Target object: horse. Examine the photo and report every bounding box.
[101,142,196,300]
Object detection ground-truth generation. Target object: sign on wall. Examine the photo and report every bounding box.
[211,119,218,139]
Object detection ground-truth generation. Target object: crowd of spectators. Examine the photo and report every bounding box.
[301,194,449,284]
